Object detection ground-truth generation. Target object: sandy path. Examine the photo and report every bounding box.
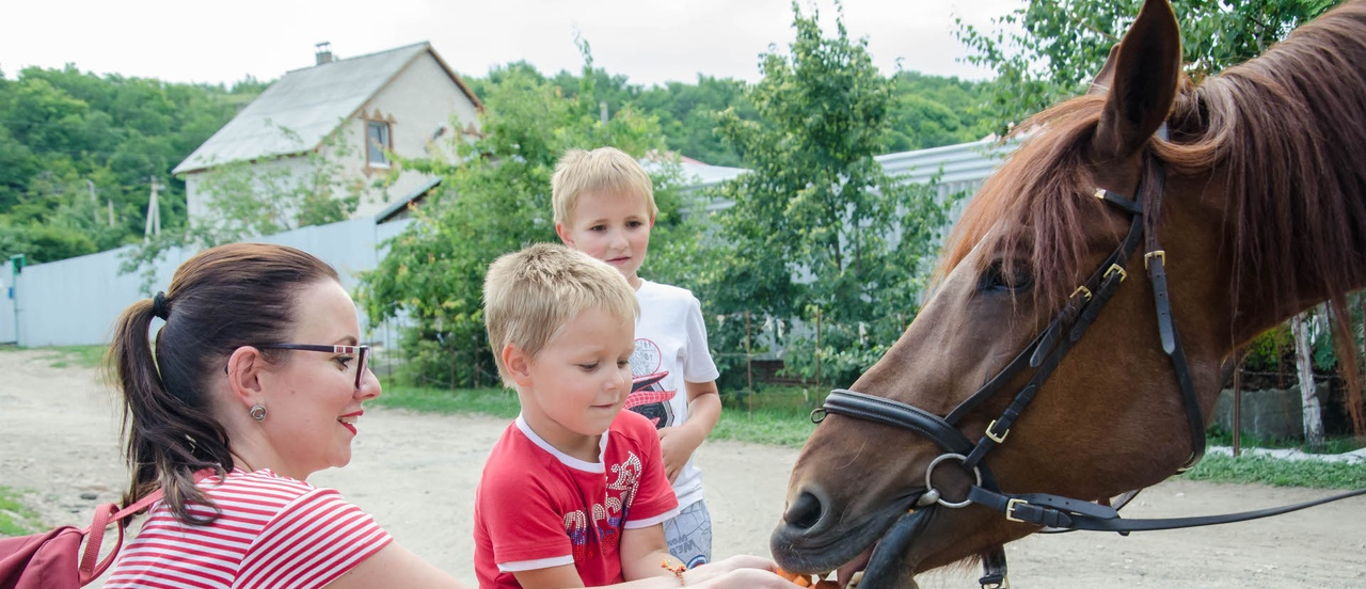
[1,349,1363,588]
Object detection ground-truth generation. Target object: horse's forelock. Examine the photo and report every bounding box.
[935,95,1114,308]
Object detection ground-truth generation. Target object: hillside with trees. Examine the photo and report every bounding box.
[0,67,266,263]
[0,58,992,265]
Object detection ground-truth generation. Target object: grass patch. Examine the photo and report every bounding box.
[1205,426,1364,455]
[5,344,108,369]
[1180,454,1366,489]
[712,408,816,447]
[374,385,820,446]
[374,386,520,418]
[47,345,106,369]
[0,486,43,536]
[715,385,822,447]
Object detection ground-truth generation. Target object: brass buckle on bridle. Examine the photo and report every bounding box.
[1144,250,1166,269]
[1103,263,1128,282]
[985,419,1009,443]
[1004,498,1031,523]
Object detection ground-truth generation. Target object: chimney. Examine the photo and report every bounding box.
[315,41,334,65]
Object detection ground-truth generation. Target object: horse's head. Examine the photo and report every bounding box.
[773,0,1366,585]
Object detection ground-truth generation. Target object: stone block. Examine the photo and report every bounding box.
[1212,387,1310,440]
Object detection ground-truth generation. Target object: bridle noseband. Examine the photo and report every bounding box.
[811,131,1366,589]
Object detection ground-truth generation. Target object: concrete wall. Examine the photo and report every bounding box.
[184,172,206,222]
[1211,386,1327,440]
[183,155,317,226]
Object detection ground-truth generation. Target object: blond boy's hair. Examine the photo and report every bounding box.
[551,147,658,225]
[483,243,639,387]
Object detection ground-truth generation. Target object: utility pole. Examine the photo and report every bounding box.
[144,176,162,239]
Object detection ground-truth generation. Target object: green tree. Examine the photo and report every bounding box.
[462,58,992,168]
[634,75,758,167]
[0,65,264,263]
[704,2,957,388]
[884,71,996,151]
[469,62,758,167]
[357,52,696,388]
[0,166,127,262]
[958,0,1342,131]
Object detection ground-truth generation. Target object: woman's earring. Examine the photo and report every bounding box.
[249,403,268,422]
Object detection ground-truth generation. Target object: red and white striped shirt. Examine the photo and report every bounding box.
[105,468,392,589]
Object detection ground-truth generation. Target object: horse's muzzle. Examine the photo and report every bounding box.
[772,484,930,587]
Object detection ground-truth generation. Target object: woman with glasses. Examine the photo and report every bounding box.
[102,242,787,589]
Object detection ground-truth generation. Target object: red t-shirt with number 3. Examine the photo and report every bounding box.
[474,411,680,588]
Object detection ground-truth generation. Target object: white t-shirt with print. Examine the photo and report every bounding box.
[626,280,720,509]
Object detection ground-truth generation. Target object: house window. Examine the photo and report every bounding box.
[366,121,391,167]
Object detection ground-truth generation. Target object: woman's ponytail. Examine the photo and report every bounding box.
[107,295,225,525]
[105,243,338,526]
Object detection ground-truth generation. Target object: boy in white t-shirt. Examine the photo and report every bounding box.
[551,147,723,568]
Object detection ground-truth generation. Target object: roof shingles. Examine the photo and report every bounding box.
[174,42,436,174]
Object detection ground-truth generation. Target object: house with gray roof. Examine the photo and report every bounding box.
[173,41,482,223]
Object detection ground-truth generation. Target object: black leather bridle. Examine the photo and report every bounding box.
[810,133,1366,589]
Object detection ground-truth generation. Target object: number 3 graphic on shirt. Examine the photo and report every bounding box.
[606,452,643,509]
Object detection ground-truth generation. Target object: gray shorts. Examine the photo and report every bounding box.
[663,500,713,568]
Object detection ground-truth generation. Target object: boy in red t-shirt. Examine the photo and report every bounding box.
[476,244,787,589]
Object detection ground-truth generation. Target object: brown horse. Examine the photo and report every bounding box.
[772,0,1366,586]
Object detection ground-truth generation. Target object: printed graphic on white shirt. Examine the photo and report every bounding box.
[627,337,675,428]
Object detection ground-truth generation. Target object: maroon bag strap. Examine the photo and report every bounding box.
[77,469,217,584]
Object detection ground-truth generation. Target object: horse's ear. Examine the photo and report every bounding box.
[1088,44,1122,95]
[1092,0,1181,163]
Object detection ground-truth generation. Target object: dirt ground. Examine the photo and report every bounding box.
[1,348,1363,588]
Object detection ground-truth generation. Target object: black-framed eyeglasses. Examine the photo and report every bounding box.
[255,344,370,389]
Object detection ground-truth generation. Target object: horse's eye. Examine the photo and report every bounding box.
[981,260,1034,293]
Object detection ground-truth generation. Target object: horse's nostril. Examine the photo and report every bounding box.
[784,491,823,529]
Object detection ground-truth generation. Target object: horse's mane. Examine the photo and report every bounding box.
[939,1,1366,325]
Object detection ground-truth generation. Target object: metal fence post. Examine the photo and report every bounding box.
[744,310,753,415]
[1232,358,1243,458]
[815,308,822,390]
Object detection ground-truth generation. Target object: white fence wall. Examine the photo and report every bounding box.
[17,246,184,347]
[10,217,411,348]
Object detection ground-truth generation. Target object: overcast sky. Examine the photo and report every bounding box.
[2,0,1023,88]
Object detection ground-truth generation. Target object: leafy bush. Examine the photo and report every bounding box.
[698,5,956,391]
